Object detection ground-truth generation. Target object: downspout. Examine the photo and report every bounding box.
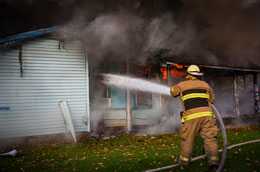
[18,45,23,77]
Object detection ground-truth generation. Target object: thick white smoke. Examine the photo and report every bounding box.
[102,73,183,135]
[58,11,210,66]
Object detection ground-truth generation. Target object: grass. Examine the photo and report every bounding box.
[0,127,260,172]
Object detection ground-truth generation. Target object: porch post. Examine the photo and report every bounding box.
[126,60,132,132]
[233,74,240,117]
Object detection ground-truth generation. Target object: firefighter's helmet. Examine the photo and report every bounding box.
[187,65,203,76]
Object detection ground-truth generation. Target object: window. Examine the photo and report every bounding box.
[133,91,152,109]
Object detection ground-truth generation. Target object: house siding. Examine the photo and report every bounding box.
[0,38,90,138]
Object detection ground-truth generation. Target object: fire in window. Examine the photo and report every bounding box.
[160,66,168,81]
[160,63,186,80]
[170,64,186,78]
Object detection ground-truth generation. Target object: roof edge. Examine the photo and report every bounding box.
[0,26,58,47]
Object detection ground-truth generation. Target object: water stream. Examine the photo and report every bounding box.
[102,74,171,96]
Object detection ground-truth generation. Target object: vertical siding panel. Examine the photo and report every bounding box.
[238,74,255,115]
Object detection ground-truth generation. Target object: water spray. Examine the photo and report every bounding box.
[102,73,228,172]
[0,149,17,157]
[102,74,171,96]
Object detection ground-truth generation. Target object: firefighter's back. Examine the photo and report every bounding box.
[177,79,210,93]
[176,79,214,118]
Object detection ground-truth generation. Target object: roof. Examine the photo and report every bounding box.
[0,26,57,48]
[166,61,260,73]
[164,56,260,72]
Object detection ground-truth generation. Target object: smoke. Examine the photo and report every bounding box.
[90,72,183,136]
[144,98,182,135]
[102,74,184,135]
[57,4,218,135]
[242,0,260,8]
[184,0,260,68]
[59,12,144,66]
[83,12,145,63]
[90,91,107,137]
[145,14,195,55]
[60,11,212,69]
[2,0,260,67]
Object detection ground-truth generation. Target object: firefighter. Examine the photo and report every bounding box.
[170,65,219,171]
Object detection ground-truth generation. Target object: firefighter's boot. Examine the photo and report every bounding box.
[208,164,219,172]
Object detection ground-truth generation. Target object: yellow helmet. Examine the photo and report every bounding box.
[187,65,203,76]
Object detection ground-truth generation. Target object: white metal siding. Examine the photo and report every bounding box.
[0,38,89,138]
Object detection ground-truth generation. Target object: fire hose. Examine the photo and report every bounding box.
[145,104,227,172]
[145,139,260,172]
[212,104,227,172]
[145,105,260,172]
[101,74,259,172]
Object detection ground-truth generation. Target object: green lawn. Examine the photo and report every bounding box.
[1,128,260,172]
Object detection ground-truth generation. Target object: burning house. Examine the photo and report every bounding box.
[91,59,260,135]
[1,26,260,144]
[1,0,260,145]
[1,27,260,145]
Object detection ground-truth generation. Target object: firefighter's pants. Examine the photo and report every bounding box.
[179,116,219,165]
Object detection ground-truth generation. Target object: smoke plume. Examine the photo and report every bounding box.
[2,0,260,68]
[59,11,205,66]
